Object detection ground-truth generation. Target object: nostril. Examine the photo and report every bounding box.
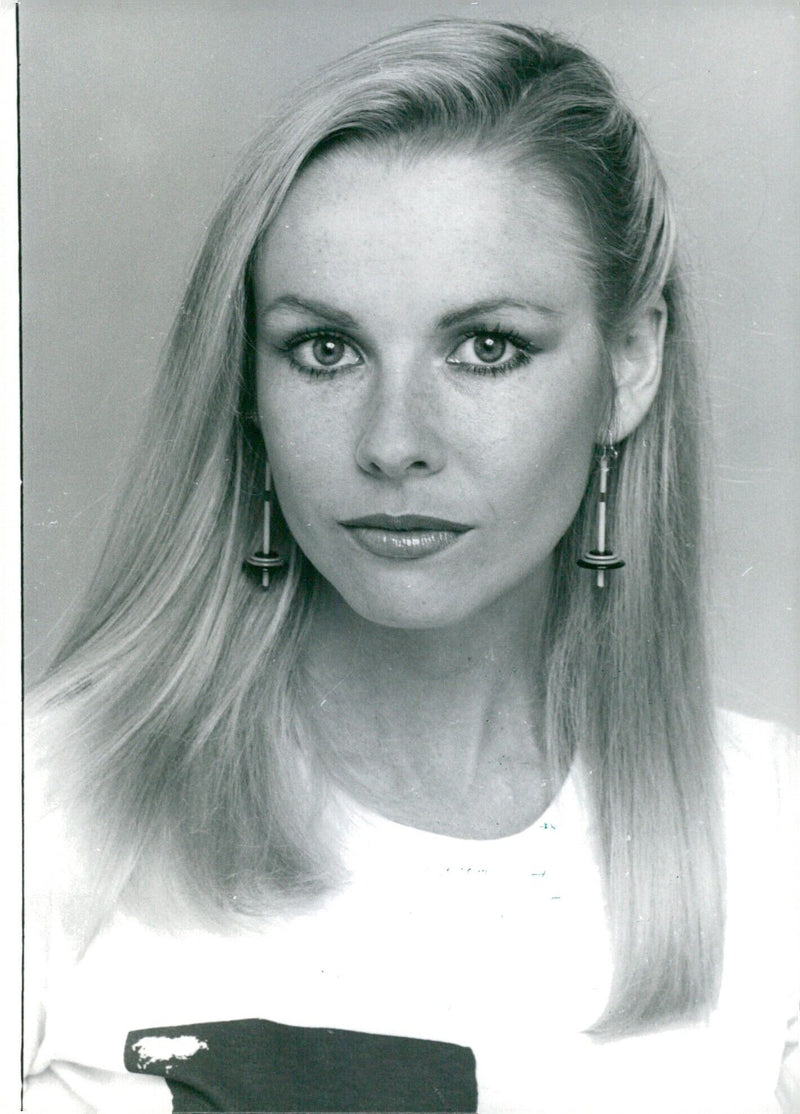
[354,408,446,477]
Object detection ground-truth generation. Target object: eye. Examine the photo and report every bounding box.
[286,332,363,375]
[445,330,535,375]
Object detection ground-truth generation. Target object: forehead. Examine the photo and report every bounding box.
[254,147,595,316]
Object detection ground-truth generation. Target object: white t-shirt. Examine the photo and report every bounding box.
[24,711,799,1113]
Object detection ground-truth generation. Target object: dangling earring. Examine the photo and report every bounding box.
[244,460,285,589]
[577,444,625,588]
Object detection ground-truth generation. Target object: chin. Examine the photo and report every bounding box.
[312,569,468,630]
[307,545,549,632]
[347,594,472,631]
[329,571,526,633]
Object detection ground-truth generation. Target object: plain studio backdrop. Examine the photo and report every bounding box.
[20,0,799,730]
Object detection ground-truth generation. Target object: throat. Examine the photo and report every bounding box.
[306,662,557,839]
[301,578,556,839]
[348,751,564,840]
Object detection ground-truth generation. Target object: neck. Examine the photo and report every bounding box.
[300,569,561,838]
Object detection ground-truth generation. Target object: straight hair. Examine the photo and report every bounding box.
[30,19,723,1037]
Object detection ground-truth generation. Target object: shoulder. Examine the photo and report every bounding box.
[714,712,800,1108]
[715,709,799,920]
[25,702,73,875]
[25,699,82,869]
[715,708,799,821]
[24,699,99,948]
[716,705,798,757]
[24,700,87,1071]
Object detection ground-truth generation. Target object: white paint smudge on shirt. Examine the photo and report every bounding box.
[132,1035,209,1073]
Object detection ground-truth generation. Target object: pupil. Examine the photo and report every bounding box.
[475,334,505,363]
[313,337,344,366]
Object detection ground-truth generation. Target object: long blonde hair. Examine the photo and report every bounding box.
[31,19,722,1037]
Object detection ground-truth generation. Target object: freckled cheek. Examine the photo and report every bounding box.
[495,444,591,542]
[259,393,349,527]
[487,391,599,540]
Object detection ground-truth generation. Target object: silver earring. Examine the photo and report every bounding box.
[577,444,625,588]
[244,460,285,589]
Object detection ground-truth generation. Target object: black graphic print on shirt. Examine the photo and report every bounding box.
[124,1017,478,1113]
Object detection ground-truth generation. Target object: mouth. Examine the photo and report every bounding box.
[339,514,473,560]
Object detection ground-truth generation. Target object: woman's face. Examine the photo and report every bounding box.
[254,147,608,630]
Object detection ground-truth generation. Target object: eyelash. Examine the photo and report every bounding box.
[274,330,363,379]
[275,325,538,378]
[446,325,538,376]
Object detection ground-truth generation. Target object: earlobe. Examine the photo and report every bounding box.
[609,297,667,441]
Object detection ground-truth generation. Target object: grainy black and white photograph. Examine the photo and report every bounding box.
[20,2,799,1112]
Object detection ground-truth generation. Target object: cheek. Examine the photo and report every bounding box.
[499,431,594,553]
[257,383,342,528]
[543,394,605,531]
[480,364,604,532]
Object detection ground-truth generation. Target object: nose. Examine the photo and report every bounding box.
[355,366,446,479]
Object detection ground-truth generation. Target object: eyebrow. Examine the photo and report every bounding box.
[259,294,562,329]
[437,298,562,327]
[259,295,359,328]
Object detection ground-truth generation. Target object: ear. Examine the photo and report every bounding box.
[608,297,667,441]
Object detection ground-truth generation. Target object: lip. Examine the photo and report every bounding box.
[340,514,472,532]
[339,514,473,560]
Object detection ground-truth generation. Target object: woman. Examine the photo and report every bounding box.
[24,18,798,1114]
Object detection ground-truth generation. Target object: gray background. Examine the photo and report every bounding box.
[21,0,799,729]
